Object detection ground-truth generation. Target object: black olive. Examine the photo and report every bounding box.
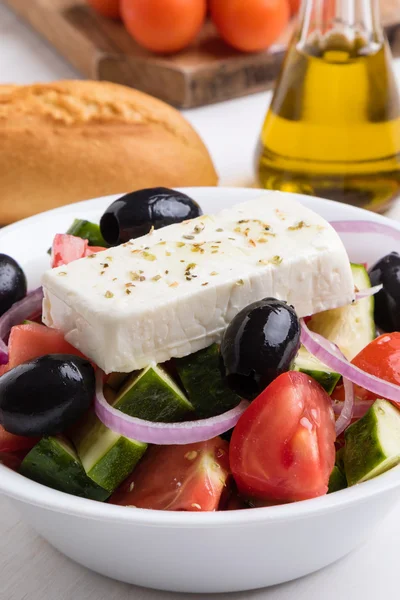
[0,254,27,317]
[0,354,95,436]
[100,187,203,245]
[369,252,400,332]
[220,298,301,401]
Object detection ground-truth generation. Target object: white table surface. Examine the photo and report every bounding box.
[1,3,400,599]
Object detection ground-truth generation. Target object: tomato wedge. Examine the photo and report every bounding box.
[51,233,105,268]
[51,234,88,268]
[0,425,38,453]
[110,438,230,511]
[230,371,336,502]
[332,333,400,407]
[5,323,86,371]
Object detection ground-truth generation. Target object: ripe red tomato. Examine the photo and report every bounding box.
[6,323,87,371]
[210,0,290,53]
[230,371,336,502]
[333,333,400,405]
[51,234,105,268]
[110,438,230,511]
[288,0,300,14]
[120,0,207,54]
[0,425,38,453]
[86,0,120,19]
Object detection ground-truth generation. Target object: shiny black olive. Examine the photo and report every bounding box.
[220,298,301,401]
[100,187,203,245]
[0,354,95,436]
[369,252,400,332]
[0,254,27,317]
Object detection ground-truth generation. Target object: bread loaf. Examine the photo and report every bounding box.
[0,80,218,223]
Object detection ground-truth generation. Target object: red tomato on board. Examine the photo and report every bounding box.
[110,438,230,511]
[86,0,120,19]
[120,0,207,54]
[288,0,300,14]
[210,0,290,53]
[332,333,400,406]
[230,371,336,502]
[51,234,105,268]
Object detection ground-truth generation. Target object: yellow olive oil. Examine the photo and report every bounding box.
[258,33,400,212]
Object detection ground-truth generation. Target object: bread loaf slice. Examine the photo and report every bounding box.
[0,80,218,223]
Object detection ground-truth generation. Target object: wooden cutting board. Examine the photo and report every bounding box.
[5,0,400,108]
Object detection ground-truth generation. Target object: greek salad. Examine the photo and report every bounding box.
[0,187,400,512]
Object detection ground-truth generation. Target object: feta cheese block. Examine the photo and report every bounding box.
[42,194,355,373]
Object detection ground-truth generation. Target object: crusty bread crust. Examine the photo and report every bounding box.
[0,80,218,223]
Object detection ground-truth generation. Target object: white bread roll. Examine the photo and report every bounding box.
[0,80,218,223]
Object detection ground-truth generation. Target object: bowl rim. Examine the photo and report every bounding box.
[1,187,400,528]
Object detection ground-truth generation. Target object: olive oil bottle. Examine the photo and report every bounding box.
[257,0,400,212]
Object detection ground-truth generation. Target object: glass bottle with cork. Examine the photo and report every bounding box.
[257,0,400,212]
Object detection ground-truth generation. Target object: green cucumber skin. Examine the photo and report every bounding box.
[344,406,383,486]
[343,400,400,486]
[67,219,108,248]
[176,344,241,418]
[335,447,345,473]
[328,466,347,494]
[116,367,193,422]
[73,365,191,492]
[20,437,109,501]
[88,436,147,493]
[297,368,340,395]
[71,409,148,492]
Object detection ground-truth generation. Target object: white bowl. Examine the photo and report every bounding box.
[1,188,400,594]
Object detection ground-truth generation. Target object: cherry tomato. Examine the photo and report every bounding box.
[210,0,290,53]
[288,0,300,14]
[230,371,336,502]
[333,333,400,405]
[120,0,207,54]
[86,0,120,19]
[110,438,230,511]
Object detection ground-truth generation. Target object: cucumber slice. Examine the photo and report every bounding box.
[176,344,241,418]
[335,446,345,472]
[344,399,400,486]
[72,364,193,493]
[66,219,108,248]
[328,466,347,493]
[293,346,340,394]
[115,364,194,421]
[307,263,375,360]
[71,410,147,493]
[20,436,109,501]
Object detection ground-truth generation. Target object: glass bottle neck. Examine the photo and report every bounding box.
[297,0,383,55]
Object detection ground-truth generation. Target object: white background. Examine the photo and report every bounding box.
[1,3,400,598]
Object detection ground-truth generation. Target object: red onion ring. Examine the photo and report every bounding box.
[302,328,355,435]
[94,369,250,445]
[334,375,354,436]
[332,399,374,420]
[0,287,44,364]
[330,220,400,241]
[300,318,400,404]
